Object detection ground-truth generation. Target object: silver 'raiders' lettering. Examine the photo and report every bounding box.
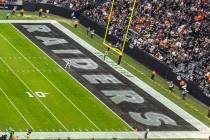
[63,58,98,70]
[129,112,177,126]
[102,90,144,104]
[82,74,122,84]
[22,25,51,33]
[36,36,68,46]
[52,50,83,54]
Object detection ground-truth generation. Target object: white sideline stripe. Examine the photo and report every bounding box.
[2,20,210,139]
[0,88,34,129]
[0,131,210,139]
[52,22,210,132]
[10,24,101,131]
[0,58,68,131]
[11,24,132,131]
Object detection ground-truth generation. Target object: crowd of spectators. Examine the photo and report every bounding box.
[23,0,209,96]
[34,0,97,11]
[83,0,210,96]
[84,0,133,39]
[51,0,95,10]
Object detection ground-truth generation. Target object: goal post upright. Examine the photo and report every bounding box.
[120,0,137,60]
[103,0,137,65]
[103,0,115,48]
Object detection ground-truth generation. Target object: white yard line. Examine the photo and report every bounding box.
[11,23,134,131]
[0,57,68,131]
[0,88,34,129]
[11,24,101,131]
[13,20,210,132]
[0,20,209,139]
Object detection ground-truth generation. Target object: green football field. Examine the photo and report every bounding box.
[0,24,131,132]
[0,11,209,140]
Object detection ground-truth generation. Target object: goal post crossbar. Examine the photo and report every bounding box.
[103,42,123,55]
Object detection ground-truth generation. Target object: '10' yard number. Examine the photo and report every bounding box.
[26,91,48,98]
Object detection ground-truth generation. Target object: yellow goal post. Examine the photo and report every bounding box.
[103,0,137,64]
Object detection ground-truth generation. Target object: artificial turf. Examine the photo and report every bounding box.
[0,24,131,132]
[59,22,210,128]
[0,10,209,140]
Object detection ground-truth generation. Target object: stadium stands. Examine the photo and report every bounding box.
[22,0,209,101]
[35,0,98,11]
[0,0,5,4]
[83,0,210,97]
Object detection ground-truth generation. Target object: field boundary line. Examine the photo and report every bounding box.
[9,24,101,131]
[11,23,131,131]
[0,20,209,138]
[0,88,34,129]
[63,21,210,128]
[53,22,210,132]
[70,21,208,116]
[0,131,210,139]
[0,57,68,131]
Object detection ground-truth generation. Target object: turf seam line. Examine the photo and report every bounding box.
[0,87,34,129]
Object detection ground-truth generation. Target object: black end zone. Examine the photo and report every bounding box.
[13,23,197,131]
